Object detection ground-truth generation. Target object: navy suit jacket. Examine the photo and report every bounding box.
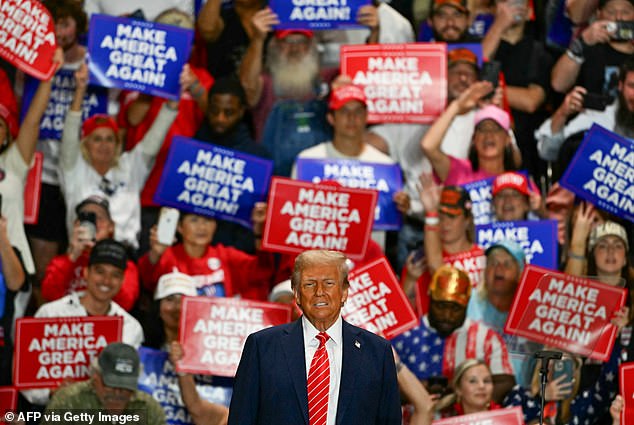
[227,318,401,425]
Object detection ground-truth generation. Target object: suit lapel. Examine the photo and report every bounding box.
[335,321,361,425]
[282,319,310,425]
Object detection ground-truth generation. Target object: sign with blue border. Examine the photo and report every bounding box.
[476,220,559,269]
[270,0,371,30]
[87,14,193,99]
[138,346,232,425]
[296,158,402,230]
[154,136,273,228]
[560,124,634,223]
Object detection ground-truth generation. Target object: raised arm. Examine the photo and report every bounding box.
[551,21,612,93]
[481,1,526,60]
[60,61,89,170]
[564,201,597,276]
[239,8,279,108]
[16,48,63,164]
[169,342,229,425]
[421,81,493,181]
[419,173,443,276]
[197,0,225,42]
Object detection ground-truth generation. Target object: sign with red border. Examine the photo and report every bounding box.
[0,1,57,80]
[620,363,634,425]
[24,152,43,224]
[341,43,447,124]
[432,407,524,425]
[0,387,17,420]
[504,265,626,361]
[178,296,291,377]
[342,257,417,339]
[261,177,377,260]
[13,316,123,389]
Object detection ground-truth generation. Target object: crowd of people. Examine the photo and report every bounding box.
[1,0,634,424]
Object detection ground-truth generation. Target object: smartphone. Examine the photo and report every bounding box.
[552,357,575,386]
[608,21,634,41]
[78,211,97,241]
[582,93,612,111]
[427,376,449,395]
[157,207,180,246]
[480,61,501,99]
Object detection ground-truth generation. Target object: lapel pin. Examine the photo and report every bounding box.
[354,340,361,349]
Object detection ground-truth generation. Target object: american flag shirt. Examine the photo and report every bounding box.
[392,315,514,380]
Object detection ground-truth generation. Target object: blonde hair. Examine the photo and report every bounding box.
[80,132,123,169]
[435,359,491,412]
[291,250,349,290]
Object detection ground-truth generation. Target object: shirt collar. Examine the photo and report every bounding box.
[302,315,343,348]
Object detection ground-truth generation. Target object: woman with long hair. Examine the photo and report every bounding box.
[421,81,519,186]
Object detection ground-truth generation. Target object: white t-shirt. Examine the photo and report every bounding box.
[0,143,34,274]
[59,106,177,248]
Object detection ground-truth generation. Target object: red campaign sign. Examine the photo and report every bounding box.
[342,257,417,339]
[415,247,486,316]
[178,296,292,377]
[505,265,626,361]
[432,407,524,425]
[620,363,634,425]
[13,316,123,389]
[341,43,447,124]
[0,1,58,80]
[0,387,17,418]
[23,151,42,224]
[261,177,377,260]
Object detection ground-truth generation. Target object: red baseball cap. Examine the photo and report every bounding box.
[82,114,119,139]
[275,29,314,39]
[432,0,468,14]
[492,172,530,197]
[328,85,367,110]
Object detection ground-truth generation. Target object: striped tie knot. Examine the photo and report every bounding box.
[316,332,329,347]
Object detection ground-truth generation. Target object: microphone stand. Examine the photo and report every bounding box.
[534,350,562,425]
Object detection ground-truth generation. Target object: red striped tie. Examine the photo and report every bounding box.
[307,332,330,425]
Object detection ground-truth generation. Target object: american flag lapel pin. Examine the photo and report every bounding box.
[354,340,361,349]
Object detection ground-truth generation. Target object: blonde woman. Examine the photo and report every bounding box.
[60,63,181,250]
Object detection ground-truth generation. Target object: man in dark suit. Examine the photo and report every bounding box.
[228,249,401,425]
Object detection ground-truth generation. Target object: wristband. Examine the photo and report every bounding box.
[425,216,439,226]
[425,211,439,218]
[568,251,586,261]
[568,38,587,64]
[424,224,439,232]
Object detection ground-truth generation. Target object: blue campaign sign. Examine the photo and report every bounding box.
[560,124,634,222]
[461,175,495,226]
[270,0,371,30]
[476,220,559,269]
[87,14,193,100]
[20,69,108,140]
[138,347,232,425]
[154,136,274,228]
[295,158,403,230]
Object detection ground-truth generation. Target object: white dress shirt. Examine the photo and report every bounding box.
[302,315,343,425]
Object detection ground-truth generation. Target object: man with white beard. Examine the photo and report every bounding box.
[239,9,339,177]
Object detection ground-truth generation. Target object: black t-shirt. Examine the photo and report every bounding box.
[205,8,250,79]
[578,43,633,97]
[494,28,554,176]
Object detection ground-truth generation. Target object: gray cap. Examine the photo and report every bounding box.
[98,343,139,391]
